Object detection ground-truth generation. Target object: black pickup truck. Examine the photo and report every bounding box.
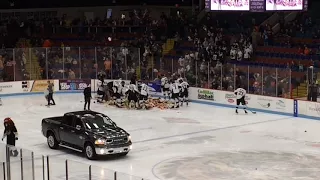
[41,111,132,160]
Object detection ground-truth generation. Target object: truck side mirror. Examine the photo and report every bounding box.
[76,125,82,131]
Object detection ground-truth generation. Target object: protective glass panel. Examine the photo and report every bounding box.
[14,48,32,80]
[209,61,222,90]
[249,66,263,95]
[262,67,276,96]
[184,54,197,87]
[126,47,140,81]
[31,47,47,80]
[96,46,112,80]
[6,146,22,180]
[0,48,15,81]
[79,47,97,79]
[235,64,249,92]
[162,57,174,79]
[221,63,235,91]
[112,47,127,80]
[47,47,64,79]
[277,68,291,98]
[63,47,80,79]
[66,159,90,180]
[196,60,209,88]
[291,68,307,99]
[90,165,115,180]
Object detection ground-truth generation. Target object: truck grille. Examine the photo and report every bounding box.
[109,137,127,146]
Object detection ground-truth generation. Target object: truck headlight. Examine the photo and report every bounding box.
[128,136,131,142]
[95,139,106,145]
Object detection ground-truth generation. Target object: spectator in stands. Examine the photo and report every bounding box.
[304,45,310,55]
[68,69,75,79]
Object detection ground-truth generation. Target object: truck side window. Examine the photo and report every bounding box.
[75,118,83,129]
[63,114,74,127]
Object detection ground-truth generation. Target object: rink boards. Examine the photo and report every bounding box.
[0,79,318,120]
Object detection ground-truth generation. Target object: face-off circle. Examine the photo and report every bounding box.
[153,151,320,180]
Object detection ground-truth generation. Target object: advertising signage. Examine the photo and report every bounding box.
[205,0,307,12]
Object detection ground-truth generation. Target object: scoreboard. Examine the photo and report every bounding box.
[205,0,308,12]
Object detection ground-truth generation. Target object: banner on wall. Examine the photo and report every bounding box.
[198,89,214,101]
[0,82,14,94]
[59,79,91,90]
[30,80,54,92]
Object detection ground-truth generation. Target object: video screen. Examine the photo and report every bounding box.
[211,0,250,11]
[266,0,303,11]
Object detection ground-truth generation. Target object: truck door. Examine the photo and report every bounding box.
[71,117,86,149]
[59,114,74,144]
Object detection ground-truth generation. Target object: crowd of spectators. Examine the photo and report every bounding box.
[0,7,307,98]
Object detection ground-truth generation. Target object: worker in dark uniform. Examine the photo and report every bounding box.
[47,81,55,106]
[83,84,91,110]
[2,117,18,156]
[308,83,318,102]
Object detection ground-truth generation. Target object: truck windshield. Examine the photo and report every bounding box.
[83,114,116,130]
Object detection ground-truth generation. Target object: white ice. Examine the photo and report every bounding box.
[1,93,320,180]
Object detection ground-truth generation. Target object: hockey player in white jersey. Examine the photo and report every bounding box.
[138,82,149,109]
[97,81,105,103]
[170,79,181,108]
[234,86,247,114]
[114,80,126,107]
[178,78,189,106]
[161,76,171,100]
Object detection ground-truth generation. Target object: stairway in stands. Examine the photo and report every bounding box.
[18,39,41,80]
[292,83,307,98]
[162,39,175,56]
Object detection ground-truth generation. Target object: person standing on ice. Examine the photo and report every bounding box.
[2,117,18,156]
[46,81,55,106]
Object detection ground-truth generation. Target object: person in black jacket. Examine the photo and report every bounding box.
[2,117,18,156]
[47,81,55,106]
[83,85,91,110]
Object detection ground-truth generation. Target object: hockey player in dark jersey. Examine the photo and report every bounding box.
[126,84,139,109]
[2,117,18,156]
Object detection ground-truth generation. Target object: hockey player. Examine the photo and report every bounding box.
[114,80,126,107]
[234,86,247,114]
[97,81,105,103]
[138,82,149,109]
[2,118,18,156]
[126,84,139,109]
[179,78,189,106]
[170,79,181,108]
[161,76,171,100]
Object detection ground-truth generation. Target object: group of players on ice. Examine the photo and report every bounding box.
[95,75,189,109]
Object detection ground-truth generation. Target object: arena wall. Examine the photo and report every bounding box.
[0,79,318,120]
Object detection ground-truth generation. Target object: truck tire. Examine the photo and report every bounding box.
[84,143,97,160]
[47,132,59,149]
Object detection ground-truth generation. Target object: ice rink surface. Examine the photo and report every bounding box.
[1,93,320,180]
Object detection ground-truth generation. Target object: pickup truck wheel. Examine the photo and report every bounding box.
[47,133,59,149]
[85,143,96,160]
